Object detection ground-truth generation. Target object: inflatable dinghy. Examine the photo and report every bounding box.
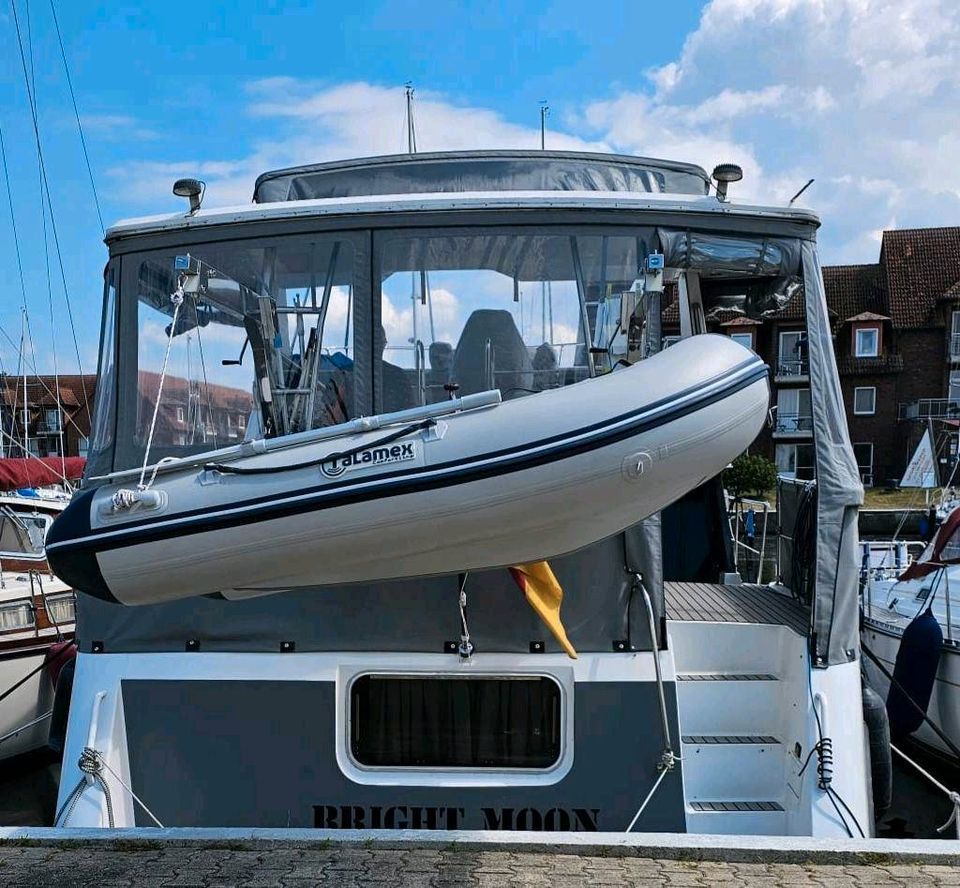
[46,335,768,606]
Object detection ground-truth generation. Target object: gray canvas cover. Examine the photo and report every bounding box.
[253,151,711,203]
[76,525,663,655]
[802,241,863,665]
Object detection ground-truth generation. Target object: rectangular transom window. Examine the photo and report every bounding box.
[853,386,876,415]
[350,674,562,769]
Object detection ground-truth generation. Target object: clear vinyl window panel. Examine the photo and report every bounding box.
[378,233,642,407]
[0,511,49,558]
[125,237,355,469]
[350,675,562,769]
[85,263,118,476]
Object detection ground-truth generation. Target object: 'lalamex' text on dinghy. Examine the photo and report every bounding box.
[46,333,767,605]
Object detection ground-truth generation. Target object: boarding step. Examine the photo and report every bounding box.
[668,621,789,675]
[682,734,784,801]
[676,672,782,736]
[685,800,787,836]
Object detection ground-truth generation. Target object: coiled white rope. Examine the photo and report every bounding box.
[55,745,165,829]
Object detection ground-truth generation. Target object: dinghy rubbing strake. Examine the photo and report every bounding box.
[45,488,117,602]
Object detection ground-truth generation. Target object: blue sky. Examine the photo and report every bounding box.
[2,0,960,377]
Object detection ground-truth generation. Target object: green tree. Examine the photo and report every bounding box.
[724,452,778,499]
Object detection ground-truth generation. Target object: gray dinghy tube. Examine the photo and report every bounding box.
[47,334,769,606]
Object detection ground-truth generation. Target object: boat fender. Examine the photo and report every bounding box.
[47,655,75,755]
[43,639,76,688]
[862,678,892,820]
[886,606,943,739]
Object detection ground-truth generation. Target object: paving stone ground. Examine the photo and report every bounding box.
[0,844,958,888]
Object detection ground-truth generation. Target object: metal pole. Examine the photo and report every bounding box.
[635,574,675,769]
[757,501,769,584]
[539,101,549,150]
[405,84,417,154]
[945,566,954,643]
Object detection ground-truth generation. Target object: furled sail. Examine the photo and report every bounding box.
[0,456,85,491]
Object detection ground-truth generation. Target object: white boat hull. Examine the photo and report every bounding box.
[47,335,768,606]
[0,646,55,760]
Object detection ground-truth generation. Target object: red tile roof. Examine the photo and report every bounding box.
[822,263,884,321]
[844,310,890,323]
[880,227,960,327]
[719,316,761,327]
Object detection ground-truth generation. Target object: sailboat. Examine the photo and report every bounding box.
[0,457,79,760]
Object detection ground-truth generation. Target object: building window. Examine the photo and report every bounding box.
[730,331,754,351]
[776,388,812,433]
[176,406,185,423]
[775,443,815,481]
[238,414,246,430]
[855,327,879,357]
[853,442,874,487]
[78,436,89,458]
[44,408,61,431]
[349,674,562,769]
[778,330,808,376]
[853,387,876,415]
[951,370,960,405]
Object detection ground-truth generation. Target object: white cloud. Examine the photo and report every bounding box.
[588,0,960,261]
[107,1,960,264]
[80,114,159,142]
[108,82,606,211]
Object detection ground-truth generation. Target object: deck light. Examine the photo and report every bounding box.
[711,164,743,202]
[172,178,205,214]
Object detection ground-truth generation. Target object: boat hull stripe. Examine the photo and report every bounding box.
[48,358,767,557]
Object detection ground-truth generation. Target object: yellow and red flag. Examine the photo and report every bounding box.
[509,561,578,659]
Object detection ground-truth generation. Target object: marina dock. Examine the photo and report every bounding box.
[0,829,958,887]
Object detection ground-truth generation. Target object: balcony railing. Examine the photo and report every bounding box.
[775,412,814,434]
[33,419,63,434]
[775,358,809,379]
[898,398,960,421]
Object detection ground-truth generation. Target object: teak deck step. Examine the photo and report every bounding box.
[689,800,784,813]
[682,734,779,745]
[677,672,778,682]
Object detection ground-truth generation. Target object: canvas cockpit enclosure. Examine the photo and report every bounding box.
[252,150,712,203]
[81,153,861,666]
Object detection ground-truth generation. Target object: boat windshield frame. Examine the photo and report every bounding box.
[90,205,817,481]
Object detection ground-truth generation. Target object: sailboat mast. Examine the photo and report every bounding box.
[20,308,28,458]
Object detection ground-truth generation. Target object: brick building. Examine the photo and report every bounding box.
[664,226,960,487]
[0,374,97,459]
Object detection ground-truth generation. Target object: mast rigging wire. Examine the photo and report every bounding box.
[8,0,93,426]
[47,0,104,233]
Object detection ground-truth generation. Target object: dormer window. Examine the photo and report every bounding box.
[855,327,879,357]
